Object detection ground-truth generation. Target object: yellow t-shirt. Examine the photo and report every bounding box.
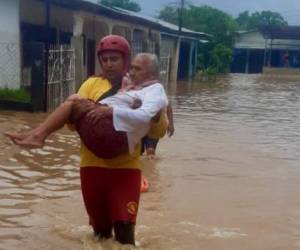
[71,76,167,169]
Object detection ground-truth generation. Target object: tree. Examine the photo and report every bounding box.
[158,6,178,25]
[99,0,141,12]
[209,44,233,74]
[158,5,239,47]
[236,11,251,29]
[236,10,288,30]
[158,4,237,74]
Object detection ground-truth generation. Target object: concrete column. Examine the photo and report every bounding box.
[263,39,267,67]
[188,42,195,77]
[245,49,250,73]
[194,43,198,74]
[156,32,161,58]
[108,23,113,35]
[73,13,84,37]
[0,0,21,89]
[72,13,85,90]
[169,37,181,83]
[71,36,84,90]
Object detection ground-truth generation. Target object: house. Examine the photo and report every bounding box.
[231,26,300,74]
[0,0,210,111]
[113,8,209,81]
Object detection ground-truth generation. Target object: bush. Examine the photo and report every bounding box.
[209,44,233,74]
[196,67,218,82]
[0,87,31,102]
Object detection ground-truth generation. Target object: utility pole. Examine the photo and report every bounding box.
[178,0,184,34]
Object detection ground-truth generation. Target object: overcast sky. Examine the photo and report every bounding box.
[137,0,300,25]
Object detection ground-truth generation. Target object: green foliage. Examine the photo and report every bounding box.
[99,0,141,12]
[209,44,233,74]
[0,87,31,102]
[197,44,233,79]
[158,5,239,47]
[158,5,235,76]
[158,6,179,25]
[236,10,288,30]
[198,67,218,81]
[236,11,251,30]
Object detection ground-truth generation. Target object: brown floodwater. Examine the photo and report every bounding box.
[0,74,299,250]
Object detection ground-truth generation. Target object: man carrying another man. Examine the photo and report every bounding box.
[6,35,169,246]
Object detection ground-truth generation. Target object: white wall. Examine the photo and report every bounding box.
[235,31,300,51]
[0,0,21,88]
[235,31,266,49]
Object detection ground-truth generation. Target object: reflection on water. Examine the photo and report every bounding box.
[0,111,81,249]
[0,74,300,249]
[173,74,300,161]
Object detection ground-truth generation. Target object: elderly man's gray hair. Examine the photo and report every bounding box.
[135,53,159,77]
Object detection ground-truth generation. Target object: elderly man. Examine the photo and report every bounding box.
[6,37,168,245]
[6,53,168,157]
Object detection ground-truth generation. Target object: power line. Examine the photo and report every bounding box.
[282,12,300,17]
[280,8,300,14]
[178,0,184,33]
[168,0,193,6]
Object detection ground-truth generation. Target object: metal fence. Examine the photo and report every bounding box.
[147,41,156,54]
[1,40,169,111]
[131,41,144,58]
[47,44,75,112]
[159,56,171,84]
[0,43,20,88]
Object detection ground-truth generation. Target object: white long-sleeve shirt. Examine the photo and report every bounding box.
[100,82,168,153]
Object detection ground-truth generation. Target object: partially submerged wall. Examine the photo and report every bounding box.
[0,0,21,89]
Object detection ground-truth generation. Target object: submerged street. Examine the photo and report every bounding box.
[0,74,299,249]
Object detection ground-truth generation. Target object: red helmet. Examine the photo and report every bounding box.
[97,35,130,72]
[97,35,130,56]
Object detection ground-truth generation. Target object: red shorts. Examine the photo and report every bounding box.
[80,167,141,233]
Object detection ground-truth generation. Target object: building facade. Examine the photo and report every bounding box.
[0,0,209,110]
[231,27,300,74]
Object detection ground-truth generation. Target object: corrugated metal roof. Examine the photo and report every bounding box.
[113,7,210,39]
[38,0,211,41]
[261,26,300,40]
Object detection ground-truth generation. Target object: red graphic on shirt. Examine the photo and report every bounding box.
[127,201,138,215]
